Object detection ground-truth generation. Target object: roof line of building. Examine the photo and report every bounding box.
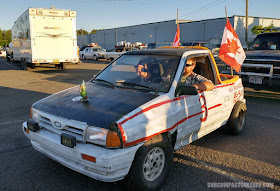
[97,15,280,32]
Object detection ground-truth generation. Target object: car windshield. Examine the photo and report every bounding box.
[93,54,181,93]
[249,33,280,50]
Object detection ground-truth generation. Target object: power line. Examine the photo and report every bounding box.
[179,0,226,20]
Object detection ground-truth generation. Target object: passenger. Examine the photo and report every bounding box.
[137,62,152,82]
[180,57,214,91]
[267,41,276,49]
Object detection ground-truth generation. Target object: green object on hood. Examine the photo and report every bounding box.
[80,80,88,100]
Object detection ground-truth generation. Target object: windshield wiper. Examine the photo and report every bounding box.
[93,79,115,87]
[116,81,158,94]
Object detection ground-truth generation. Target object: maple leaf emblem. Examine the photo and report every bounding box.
[225,38,240,54]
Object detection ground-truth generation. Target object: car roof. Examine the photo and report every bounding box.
[258,32,280,35]
[124,47,208,56]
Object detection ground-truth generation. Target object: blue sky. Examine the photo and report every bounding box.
[1,0,279,31]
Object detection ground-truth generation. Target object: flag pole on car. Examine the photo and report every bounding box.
[219,6,246,76]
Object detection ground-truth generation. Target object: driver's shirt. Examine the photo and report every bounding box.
[180,72,212,86]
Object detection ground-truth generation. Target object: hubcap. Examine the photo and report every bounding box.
[143,147,165,181]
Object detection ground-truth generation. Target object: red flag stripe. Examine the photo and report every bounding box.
[219,53,242,72]
[225,19,239,39]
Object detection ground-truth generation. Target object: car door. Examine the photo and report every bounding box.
[87,47,94,59]
[174,54,223,150]
[82,47,89,59]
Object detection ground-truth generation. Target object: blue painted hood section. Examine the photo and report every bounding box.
[33,82,158,129]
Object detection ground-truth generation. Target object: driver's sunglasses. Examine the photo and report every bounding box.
[185,64,193,67]
[141,68,148,72]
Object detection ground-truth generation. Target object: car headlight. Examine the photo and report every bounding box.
[30,107,40,122]
[85,125,122,148]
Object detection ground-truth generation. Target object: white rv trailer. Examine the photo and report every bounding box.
[11,6,78,69]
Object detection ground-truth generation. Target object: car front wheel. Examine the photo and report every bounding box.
[126,134,173,191]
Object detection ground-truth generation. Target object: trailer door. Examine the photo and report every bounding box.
[30,16,77,61]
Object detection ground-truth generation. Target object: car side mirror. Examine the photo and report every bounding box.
[176,86,198,96]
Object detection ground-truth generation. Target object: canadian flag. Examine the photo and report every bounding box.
[173,24,180,46]
[219,18,246,73]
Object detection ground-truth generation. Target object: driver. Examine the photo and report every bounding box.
[180,57,214,91]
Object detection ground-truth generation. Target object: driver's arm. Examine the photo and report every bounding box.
[192,81,214,91]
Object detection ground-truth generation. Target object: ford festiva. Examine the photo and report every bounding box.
[23,47,246,191]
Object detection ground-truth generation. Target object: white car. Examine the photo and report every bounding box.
[23,47,246,191]
[104,47,137,61]
[80,47,106,61]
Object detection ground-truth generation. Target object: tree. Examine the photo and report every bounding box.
[90,29,97,34]
[0,29,12,46]
[251,24,279,35]
[77,29,89,35]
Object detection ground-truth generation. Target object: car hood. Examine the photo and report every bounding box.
[33,82,158,129]
[245,50,280,60]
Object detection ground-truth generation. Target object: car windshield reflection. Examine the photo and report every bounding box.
[93,54,180,93]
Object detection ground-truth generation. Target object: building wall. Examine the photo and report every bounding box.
[234,15,280,44]
[77,16,280,50]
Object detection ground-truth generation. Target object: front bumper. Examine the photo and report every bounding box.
[241,75,280,87]
[22,121,141,182]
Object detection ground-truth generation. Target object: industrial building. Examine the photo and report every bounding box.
[77,15,280,50]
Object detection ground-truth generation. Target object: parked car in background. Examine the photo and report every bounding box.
[104,46,137,61]
[156,42,174,48]
[79,46,106,61]
[182,41,220,57]
[148,43,156,49]
[237,32,280,87]
[6,42,13,61]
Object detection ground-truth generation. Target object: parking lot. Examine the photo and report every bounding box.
[0,56,280,191]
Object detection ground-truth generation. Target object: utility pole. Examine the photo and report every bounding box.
[245,0,249,44]
[176,9,189,24]
[115,26,118,46]
[81,28,83,45]
[155,27,157,43]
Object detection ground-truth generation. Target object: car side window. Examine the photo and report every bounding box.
[177,55,216,89]
[196,56,216,84]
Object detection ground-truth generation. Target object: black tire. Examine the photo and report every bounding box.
[126,134,173,191]
[82,54,86,60]
[93,55,97,61]
[59,62,67,69]
[227,101,247,135]
[21,59,28,70]
[6,56,10,61]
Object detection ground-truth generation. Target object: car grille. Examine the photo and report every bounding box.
[243,59,280,76]
[39,115,85,142]
[245,59,280,66]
